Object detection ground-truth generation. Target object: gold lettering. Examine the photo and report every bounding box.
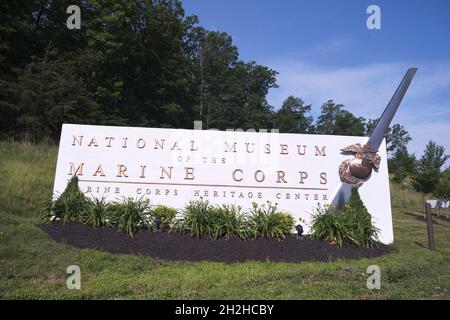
[276,171,287,183]
[297,145,307,155]
[137,138,146,148]
[140,165,146,178]
[171,141,181,150]
[116,165,128,177]
[320,172,327,185]
[315,146,326,156]
[254,170,265,182]
[190,140,198,151]
[154,139,165,150]
[122,138,128,148]
[184,167,195,180]
[105,137,114,147]
[232,169,243,182]
[88,137,98,147]
[72,135,83,146]
[299,171,308,184]
[93,164,105,177]
[68,162,84,176]
[225,142,237,153]
[160,166,173,179]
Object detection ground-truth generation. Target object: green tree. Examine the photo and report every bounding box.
[366,119,411,154]
[433,170,450,203]
[82,0,198,128]
[12,47,102,140]
[418,140,449,172]
[274,96,312,133]
[412,141,449,197]
[388,124,412,153]
[389,147,417,183]
[190,30,277,130]
[347,186,369,215]
[315,100,365,136]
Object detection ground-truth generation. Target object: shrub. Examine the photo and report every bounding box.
[310,188,380,247]
[86,197,110,228]
[249,202,295,240]
[173,199,212,238]
[310,204,346,246]
[340,204,380,247]
[208,204,255,240]
[347,186,369,215]
[40,176,89,223]
[149,205,177,231]
[107,197,150,236]
[40,198,55,222]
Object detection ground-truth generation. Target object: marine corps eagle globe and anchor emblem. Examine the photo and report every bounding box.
[338,143,381,185]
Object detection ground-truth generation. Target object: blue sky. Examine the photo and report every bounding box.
[183,0,450,157]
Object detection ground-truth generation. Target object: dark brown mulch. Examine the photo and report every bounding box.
[39,222,393,263]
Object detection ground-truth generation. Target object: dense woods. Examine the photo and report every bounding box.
[0,1,399,140]
[0,1,447,193]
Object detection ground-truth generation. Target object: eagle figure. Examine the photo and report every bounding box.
[339,143,381,184]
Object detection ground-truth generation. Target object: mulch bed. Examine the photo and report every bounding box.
[39,222,393,263]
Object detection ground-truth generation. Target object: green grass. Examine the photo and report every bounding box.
[0,141,449,299]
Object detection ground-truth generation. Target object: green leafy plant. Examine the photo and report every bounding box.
[86,197,110,228]
[208,204,255,240]
[341,204,380,247]
[173,199,212,238]
[310,204,346,246]
[310,187,380,248]
[107,197,150,237]
[249,202,295,240]
[347,186,369,215]
[40,176,89,223]
[40,198,55,222]
[150,205,177,231]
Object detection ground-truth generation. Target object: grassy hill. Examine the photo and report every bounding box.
[0,141,449,299]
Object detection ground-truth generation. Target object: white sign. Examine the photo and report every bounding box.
[426,200,450,209]
[53,124,394,244]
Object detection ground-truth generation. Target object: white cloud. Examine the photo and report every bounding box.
[405,122,450,159]
[266,60,450,156]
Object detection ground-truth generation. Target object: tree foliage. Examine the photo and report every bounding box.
[274,96,312,133]
[366,119,411,154]
[412,141,449,196]
[433,170,450,202]
[0,0,414,153]
[315,100,365,136]
[389,147,417,183]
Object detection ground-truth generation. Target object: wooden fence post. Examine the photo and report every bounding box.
[425,202,435,250]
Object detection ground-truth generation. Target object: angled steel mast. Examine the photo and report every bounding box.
[331,68,417,209]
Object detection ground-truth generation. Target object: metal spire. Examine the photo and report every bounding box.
[331,68,417,208]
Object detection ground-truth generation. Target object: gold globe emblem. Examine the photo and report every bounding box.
[339,143,381,184]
